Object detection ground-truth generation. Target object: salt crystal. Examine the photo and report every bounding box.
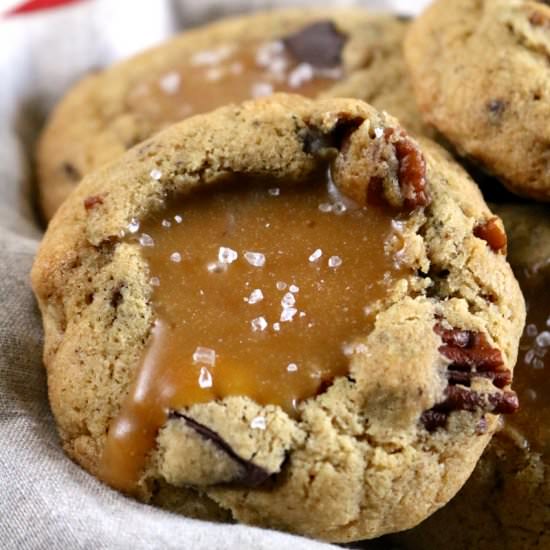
[244,251,266,267]
[332,202,347,215]
[289,284,299,293]
[281,292,296,308]
[247,289,264,304]
[525,349,535,364]
[139,233,154,247]
[193,346,216,367]
[299,311,306,318]
[251,316,268,332]
[281,307,297,322]
[318,203,332,213]
[273,322,281,332]
[198,367,213,389]
[536,331,550,348]
[288,62,314,88]
[256,41,284,67]
[150,277,160,287]
[251,82,274,98]
[250,416,266,430]
[161,219,172,228]
[127,218,140,234]
[174,215,183,224]
[309,248,323,262]
[328,256,343,268]
[287,363,298,372]
[191,45,233,66]
[207,261,227,273]
[533,358,545,370]
[150,169,162,181]
[374,127,384,139]
[526,324,538,337]
[268,187,280,196]
[159,71,181,94]
[276,281,287,291]
[170,252,182,263]
[218,246,238,264]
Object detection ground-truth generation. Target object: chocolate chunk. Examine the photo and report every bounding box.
[283,21,347,68]
[62,162,82,183]
[84,195,104,210]
[170,412,271,487]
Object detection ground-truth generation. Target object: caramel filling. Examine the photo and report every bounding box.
[504,267,550,455]
[99,172,407,492]
[126,38,343,126]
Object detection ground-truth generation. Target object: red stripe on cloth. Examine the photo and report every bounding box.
[6,0,83,16]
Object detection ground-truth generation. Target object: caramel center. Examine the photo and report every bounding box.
[99,172,407,492]
[126,38,342,126]
[504,267,550,456]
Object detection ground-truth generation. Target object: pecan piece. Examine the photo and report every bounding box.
[84,195,104,210]
[474,217,507,253]
[422,323,517,431]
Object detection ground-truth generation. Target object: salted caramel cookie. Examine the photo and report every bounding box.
[37,8,430,221]
[404,0,550,201]
[395,203,550,550]
[31,95,524,542]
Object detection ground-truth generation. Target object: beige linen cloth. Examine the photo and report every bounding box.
[0,0,427,548]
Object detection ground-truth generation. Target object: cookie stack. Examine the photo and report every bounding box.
[30,2,548,546]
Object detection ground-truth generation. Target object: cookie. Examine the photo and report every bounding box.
[31,95,524,542]
[37,8,431,221]
[404,0,550,201]
[395,203,550,549]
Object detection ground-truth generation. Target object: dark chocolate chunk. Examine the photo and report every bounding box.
[170,412,271,487]
[283,21,347,68]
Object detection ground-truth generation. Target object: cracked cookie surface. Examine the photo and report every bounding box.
[394,202,550,550]
[37,8,431,221]
[404,0,550,201]
[31,95,524,542]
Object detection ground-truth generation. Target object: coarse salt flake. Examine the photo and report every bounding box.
[287,363,298,372]
[244,251,266,267]
[127,218,140,233]
[281,292,296,308]
[139,233,154,247]
[250,416,267,430]
[193,346,216,367]
[247,289,264,304]
[150,169,162,181]
[198,367,213,389]
[251,316,268,332]
[328,256,343,268]
[251,82,274,98]
[218,246,238,264]
[170,252,182,263]
[159,71,181,94]
[309,248,323,262]
[281,307,297,322]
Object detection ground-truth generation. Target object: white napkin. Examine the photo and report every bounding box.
[0,1,427,548]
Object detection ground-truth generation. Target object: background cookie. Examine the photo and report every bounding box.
[394,203,550,549]
[37,8,431,221]
[404,0,550,201]
[32,95,524,541]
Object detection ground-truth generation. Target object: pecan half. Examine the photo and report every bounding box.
[422,324,518,431]
[474,217,507,253]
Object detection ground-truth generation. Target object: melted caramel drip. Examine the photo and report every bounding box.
[503,267,550,456]
[126,40,342,127]
[99,174,407,492]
